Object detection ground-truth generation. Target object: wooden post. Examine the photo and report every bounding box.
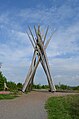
[22,26,56,92]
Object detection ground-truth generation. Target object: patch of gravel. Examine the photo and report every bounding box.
[0,91,78,119]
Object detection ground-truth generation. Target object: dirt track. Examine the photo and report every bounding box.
[0,91,78,119]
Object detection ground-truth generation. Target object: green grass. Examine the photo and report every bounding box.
[0,94,18,100]
[45,95,79,119]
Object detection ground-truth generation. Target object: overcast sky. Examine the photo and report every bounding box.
[0,0,79,86]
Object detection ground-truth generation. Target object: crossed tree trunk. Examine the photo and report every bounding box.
[22,26,56,92]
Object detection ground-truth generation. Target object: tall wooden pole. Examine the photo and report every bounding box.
[22,26,56,92]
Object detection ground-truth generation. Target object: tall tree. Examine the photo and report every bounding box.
[0,71,7,91]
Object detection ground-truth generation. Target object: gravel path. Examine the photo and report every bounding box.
[0,91,78,119]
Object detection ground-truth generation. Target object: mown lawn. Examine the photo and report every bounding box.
[0,94,18,100]
[45,94,79,119]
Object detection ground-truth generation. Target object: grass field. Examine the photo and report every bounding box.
[0,94,18,100]
[45,94,79,119]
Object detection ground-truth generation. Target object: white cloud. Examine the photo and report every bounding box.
[47,21,79,59]
[0,3,79,86]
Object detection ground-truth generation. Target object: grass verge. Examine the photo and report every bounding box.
[45,94,79,119]
[0,94,18,100]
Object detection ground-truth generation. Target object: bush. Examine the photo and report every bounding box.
[45,95,79,119]
[17,83,23,91]
[7,81,17,91]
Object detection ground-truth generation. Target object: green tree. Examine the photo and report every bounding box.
[7,81,17,91]
[60,84,69,90]
[0,71,7,91]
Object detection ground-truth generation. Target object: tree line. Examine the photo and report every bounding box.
[0,71,22,91]
[0,71,79,91]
